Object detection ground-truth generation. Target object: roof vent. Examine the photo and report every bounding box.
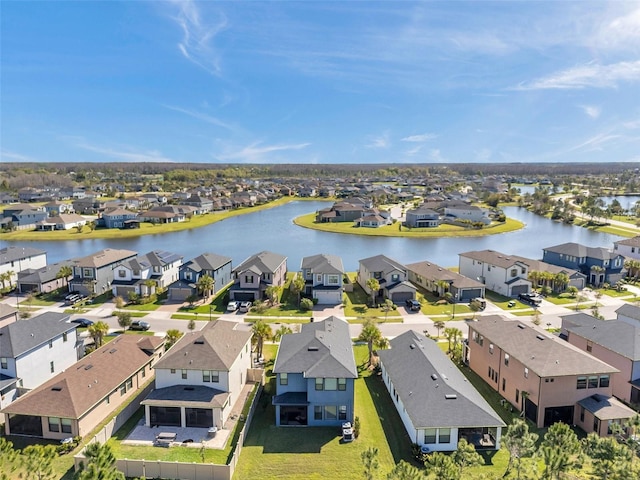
[194,339,204,345]
[431,374,438,381]
[308,346,319,351]
[184,387,194,391]
[51,386,62,392]
[536,334,545,341]
[410,344,416,349]
[445,394,458,400]
[109,349,117,354]
[518,324,526,329]
[84,364,93,370]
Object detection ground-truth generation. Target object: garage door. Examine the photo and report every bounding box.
[460,288,482,301]
[510,285,529,296]
[391,292,413,304]
[314,290,342,305]
[169,288,192,301]
[232,292,256,302]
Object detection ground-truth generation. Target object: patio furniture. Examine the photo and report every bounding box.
[155,432,177,447]
[208,426,218,437]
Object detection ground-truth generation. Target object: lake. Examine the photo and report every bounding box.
[1,201,625,271]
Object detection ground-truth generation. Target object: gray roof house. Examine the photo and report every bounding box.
[17,260,77,294]
[273,316,357,426]
[142,320,252,429]
[406,261,485,302]
[300,254,345,305]
[562,312,640,405]
[230,251,287,302]
[357,254,416,305]
[378,330,505,452]
[616,304,640,325]
[168,252,233,301]
[0,312,79,422]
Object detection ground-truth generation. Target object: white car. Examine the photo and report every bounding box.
[239,301,252,313]
[227,301,239,312]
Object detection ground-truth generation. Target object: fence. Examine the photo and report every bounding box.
[75,380,264,480]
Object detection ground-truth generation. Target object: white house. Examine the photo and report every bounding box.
[300,253,345,305]
[0,312,79,422]
[458,250,532,297]
[0,246,47,289]
[111,250,183,298]
[614,236,640,261]
[444,205,491,225]
[378,330,505,452]
[142,320,252,429]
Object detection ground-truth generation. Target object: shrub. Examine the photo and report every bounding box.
[353,416,361,439]
[300,298,314,311]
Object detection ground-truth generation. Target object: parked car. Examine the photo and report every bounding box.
[471,297,487,310]
[405,299,421,311]
[518,292,542,307]
[507,300,516,308]
[71,318,94,327]
[130,320,150,331]
[239,301,252,313]
[227,301,239,312]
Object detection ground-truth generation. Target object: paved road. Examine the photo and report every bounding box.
[4,283,638,341]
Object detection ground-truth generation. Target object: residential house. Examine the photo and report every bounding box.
[444,205,491,225]
[614,236,640,261]
[43,201,74,215]
[2,334,164,439]
[542,242,626,286]
[111,250,183,298]
[0,304,18,328]
[561,312,640,405]
[458,250,532,297]
[357,254,416,304]
[272,316,357,426]
[404,206,440,228]
[1,204,48,228]
[466,316,634,434]
[354,213,389,228]
[0,246,47,289]
[72,197,107,215]
[17,260,77,294]
[34,213,87,231]
[137,207,186,224]
[406,261,485,302]
[141,320,252,429]
[316,201,365,223]
[229,251,287,302]
[300,254,345,305]
[101,208,139,229]
[378,331,505,452]
[68,249,138,297]
[513,256,586,292]
[182,195,214,214]
[616,304,640,325]
[168,253,232,302]
[0,312,79,423]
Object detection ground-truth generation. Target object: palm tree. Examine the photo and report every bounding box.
[56,265,73,282]
[197,274,215,300]
[4,270,15,289]
[143,279,156,297]
[528,270,540,292]
[366,278,380,307]
[251,319,272,360]
[0,272,9,290]
[381,299,394,321]
[358,319,382,366]
[435,279,449,297]
[265,285,281,306]
[88,321,109,348]
[273,325,292,342]
[553,272,570,292]
[164,329,183,350]
[433,320,445,338]
[290,274,305,306]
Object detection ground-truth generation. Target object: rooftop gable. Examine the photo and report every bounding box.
[0,312,73,358]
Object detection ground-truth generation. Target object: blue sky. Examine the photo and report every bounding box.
[1,1,639,165]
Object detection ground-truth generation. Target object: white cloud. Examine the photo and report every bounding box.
[72,140,176,163]
[428,149,448,163]
[216,141,310,163]
[405,145,423,156]
[580,105,601,119]
[401,132,438,142]
[513,60,640,90]
[365,132,390,149]
[163,104,234,130]
[167,0,228,76]
[596,7,640,50]
[0,150,39,162]
[567,132,622,153]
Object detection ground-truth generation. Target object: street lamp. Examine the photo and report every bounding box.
[209,305,213,322]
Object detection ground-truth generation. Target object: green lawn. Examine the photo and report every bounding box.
[294,213,525,238]
[484,291,535,312]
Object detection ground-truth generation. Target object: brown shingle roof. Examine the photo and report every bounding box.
[1,335,163,419]
[75,248,137,268]
[459,250,528,269]
[406,261,484,289]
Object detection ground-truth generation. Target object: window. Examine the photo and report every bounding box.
[338,378,347,391]
[314,406,323,420]
[245,275,254,283]
[118,270,126,278]
[327,275,340,285]
[424,428,437,444]
[438,428,451,443]
[324,378,337,391]
[120,384,126,396]
[280,373,288,385]
[580,406,585,422]
[504,354,509,367]
[391,274,400,282]
[50,361,55,373]
[61,418,72,434]
[182,369,187,380]
[63,332,68,342]
[211,371,219,383]
[594,418,600,433]
[141,366,146,378]
[524,368,528,378]
[374,272,382,279]
[338,406,347,420]
[489,344,494,354]
[0,357,7,369]
[588,376,598,389]
[315,378,323,391]
[316,274,323,282]
[516,389,520,404]
[577,377,587,389]
[49,340,53,349]
[324,406,337,420]
[83,268,92,277]
[502,378,506,391]
[488,366,492,378]
[478,335,484,347]
[599,375,610,388]
[170,368,176,374]
[48,417,60,432]
[586,341,593,353]
[511,269,517,277]
[521,268,526,275]
[203,370,211,382]
[126,378,133,390]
